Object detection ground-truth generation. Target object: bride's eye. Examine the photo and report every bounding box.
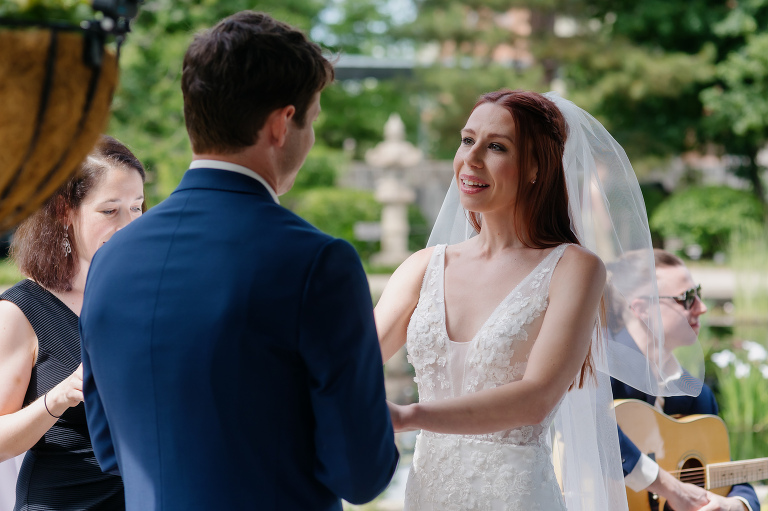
[461,137,474,146]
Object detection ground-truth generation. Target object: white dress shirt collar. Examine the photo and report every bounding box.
[189,159,279,204]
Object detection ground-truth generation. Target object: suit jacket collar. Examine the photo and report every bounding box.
[174,167,278,203]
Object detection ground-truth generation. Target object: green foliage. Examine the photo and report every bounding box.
[408,203,429,252]
[0,258,22,286]
[565,0,768,198]
[573,0,733,54]
[650,186,765,257]
[730,222,768,321]
[0,0,92,23]
[710,341,768,461]
[404,0,559,55]
[291,145,344,191]
[639,182,669,245]
[701,33,768,150]
[312,0,399,55]
[562,37,716,169]
[317,78,422,156]
[283,182,428,264]
[287,187,382,261]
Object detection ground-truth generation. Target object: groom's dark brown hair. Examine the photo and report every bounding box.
[181,11,334,154]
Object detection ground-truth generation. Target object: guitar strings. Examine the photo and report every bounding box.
[668,466,753,488]
[669,467,705,475]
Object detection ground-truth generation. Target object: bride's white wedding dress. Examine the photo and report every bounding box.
[404,243,569,511]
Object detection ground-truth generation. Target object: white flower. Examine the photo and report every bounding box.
[711,350,736,368]
[735,361,751,379]
[743,340,768,362]
[760,365,768,379]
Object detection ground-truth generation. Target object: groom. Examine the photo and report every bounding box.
[79,11,398,511]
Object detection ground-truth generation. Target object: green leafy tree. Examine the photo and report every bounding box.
[316,77,422,157]
[288,188,382,260]
[649,186,764,257]
[700,1,768,200]
[311,0,400,55]
[560,0,768,197]
[0,0,92,23]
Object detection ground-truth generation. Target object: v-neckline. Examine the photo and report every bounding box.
[440,245,564,344]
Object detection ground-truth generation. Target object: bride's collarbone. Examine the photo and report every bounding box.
[444,245,555,292]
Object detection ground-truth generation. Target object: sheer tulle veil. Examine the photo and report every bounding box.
[426,91,704,510]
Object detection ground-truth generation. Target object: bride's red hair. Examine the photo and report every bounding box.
[467,89,596,389]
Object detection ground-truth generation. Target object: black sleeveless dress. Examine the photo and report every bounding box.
[0,280,124,510]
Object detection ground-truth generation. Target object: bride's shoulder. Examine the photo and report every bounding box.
[376,247,437,315]
[557,244,606,282]
[394,246,437,280]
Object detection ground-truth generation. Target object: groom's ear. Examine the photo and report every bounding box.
[266,105,296,148]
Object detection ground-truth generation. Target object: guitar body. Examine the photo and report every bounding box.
[613,399,732,511]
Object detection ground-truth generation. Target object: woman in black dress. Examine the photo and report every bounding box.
[0,135,145,510]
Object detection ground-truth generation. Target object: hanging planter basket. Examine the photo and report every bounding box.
[0,21,119,231]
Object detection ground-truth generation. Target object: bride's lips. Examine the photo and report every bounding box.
[459,174,490,194]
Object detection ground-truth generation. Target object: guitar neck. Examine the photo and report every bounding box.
[707,458,768,489]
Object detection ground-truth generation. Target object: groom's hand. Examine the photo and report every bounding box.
[387,401,418,433]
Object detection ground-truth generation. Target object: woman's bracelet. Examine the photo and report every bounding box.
[44,393,61,419]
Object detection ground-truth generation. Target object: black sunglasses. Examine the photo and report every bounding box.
[659,284,702,311]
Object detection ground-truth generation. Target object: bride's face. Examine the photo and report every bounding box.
[453,103,535,215]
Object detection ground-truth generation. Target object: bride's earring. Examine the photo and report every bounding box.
[531,177,537,184]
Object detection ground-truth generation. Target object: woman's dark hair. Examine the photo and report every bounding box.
[181,11,335,154]
[10,135,146,292]
[468,89,595,388]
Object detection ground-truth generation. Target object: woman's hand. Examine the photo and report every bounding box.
[45,363,84,417]
[699,492,750,511]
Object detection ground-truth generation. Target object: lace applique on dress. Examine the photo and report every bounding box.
[404,244,570,510]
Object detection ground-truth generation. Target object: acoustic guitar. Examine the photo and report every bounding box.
[613,399,768,511]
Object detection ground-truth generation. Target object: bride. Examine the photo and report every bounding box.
[374,90,703,510]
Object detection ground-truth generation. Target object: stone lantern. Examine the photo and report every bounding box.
[366,113,422,267]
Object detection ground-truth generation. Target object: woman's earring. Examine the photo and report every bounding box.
[531,177,537,184]
[62,228,72,256]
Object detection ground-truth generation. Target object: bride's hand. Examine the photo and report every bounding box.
[387,401,418,433]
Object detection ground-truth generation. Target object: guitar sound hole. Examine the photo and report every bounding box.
[679,457,705,487]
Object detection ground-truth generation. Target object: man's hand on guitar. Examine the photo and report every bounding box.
[649,468,708,510]
[649,469,748,511]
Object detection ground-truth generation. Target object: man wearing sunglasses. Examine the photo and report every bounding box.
[661,284,702,311]
[612,250,759,511]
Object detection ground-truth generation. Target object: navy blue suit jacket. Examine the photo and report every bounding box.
[613,378,760,510]
[80,168,399,511]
